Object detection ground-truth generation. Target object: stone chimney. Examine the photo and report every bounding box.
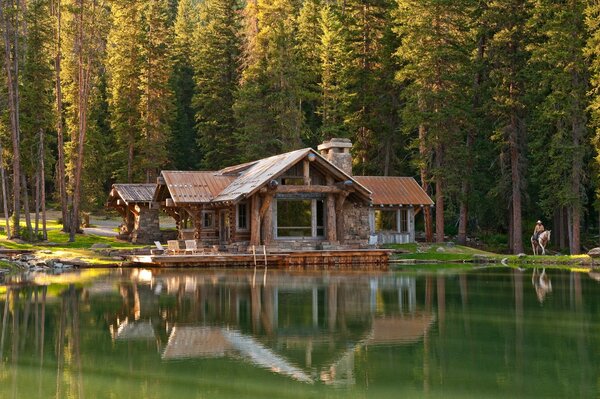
[318,138,353,176]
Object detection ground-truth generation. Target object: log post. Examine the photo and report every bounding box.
[326,176,337,242]
[250,195,261,246]
[126,204,135,234]
[327,193,336,242]
[336,192,349,244]
[303,159,311,185]
[262,194,274,244]
[192,207,203,240]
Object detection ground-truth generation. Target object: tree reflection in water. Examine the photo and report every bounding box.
[0,268,599,398]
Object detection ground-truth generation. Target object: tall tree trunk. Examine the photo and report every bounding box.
[35,158,40,237]
[40,129,47,240]
[435,144,444,243]
[458,34,485,246]
[509,113,523,254]
[1,0,22,238]
[52,0,68,231]
[0,147,10,239]
[570,71,585,255]
[127,142,134,183]
[419,124,433,242]
[69,0,94,241]
[21,174,32,236]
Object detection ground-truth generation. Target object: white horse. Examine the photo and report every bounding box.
[531,230,551,255]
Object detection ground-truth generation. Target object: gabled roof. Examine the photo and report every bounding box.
[109,184,156,205]
[213,148,371,203]
[353,176,433,206]
[158,171,236,204]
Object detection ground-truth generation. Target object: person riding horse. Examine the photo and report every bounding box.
[533,220,545,242]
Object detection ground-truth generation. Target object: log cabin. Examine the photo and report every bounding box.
[109,139,433,248]
[153,138,433,250]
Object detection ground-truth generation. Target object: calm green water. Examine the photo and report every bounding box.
[0,266,598,398]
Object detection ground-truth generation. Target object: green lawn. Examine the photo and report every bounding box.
[386,242,593,266]
[386,243,495,262]
[0,218,145,266]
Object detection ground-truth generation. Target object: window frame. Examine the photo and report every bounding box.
[202,210,215,229]
[236,202,249,231]
[274,197,326,239]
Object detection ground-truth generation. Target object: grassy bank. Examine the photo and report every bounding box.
[0,217,144,267]
[387,242,594,267]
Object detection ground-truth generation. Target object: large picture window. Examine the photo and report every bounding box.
[276,199,325,238]
[375,210,398,232]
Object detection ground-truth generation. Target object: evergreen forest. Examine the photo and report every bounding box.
[1,0,600,254]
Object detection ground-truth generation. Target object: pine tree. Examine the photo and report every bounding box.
[484,0,530,253]
[61,0,110,240]
[586,1,600,248]
[234,0,305,160]
[106,0,143,182]
[171,0,199,170]
[193,0,241,169]
[296,0,323,147]
[138,0,174,181]
[21,0,55,239]
[395,0,475,242]
[344,0,401,176]
[529,0,589,254]
[318,4,353,141]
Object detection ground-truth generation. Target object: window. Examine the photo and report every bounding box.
[375,210,398,232]
[237,202,248,230]
[202,211,214,228]
[399,209,408,233]
[276,198,325,238]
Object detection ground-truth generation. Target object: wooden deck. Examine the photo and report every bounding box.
[127,249,391,270]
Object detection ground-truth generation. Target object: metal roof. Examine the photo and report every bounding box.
[353,176,434,206]
[161,171,236,204]
[213,148,372,203]
[110,184,156,204]
[213,148,311,203]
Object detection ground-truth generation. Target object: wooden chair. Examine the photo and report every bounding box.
[184,240,203,255]
[152,241,165,255]
[167,240,182,255]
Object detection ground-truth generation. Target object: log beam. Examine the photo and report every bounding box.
[274,185,343,194]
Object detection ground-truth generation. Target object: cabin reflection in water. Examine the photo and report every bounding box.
[109,270,435,385]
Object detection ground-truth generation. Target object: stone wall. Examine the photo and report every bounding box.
[343,201,370,245]
[130,205,162,244]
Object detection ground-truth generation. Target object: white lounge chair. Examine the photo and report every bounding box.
[152,241,165,255]
[167,240,183,254]
[184,240,203,255]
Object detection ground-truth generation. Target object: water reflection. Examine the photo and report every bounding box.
[1,267,600,398]
[110,270,435,385]
[531,268,552,303]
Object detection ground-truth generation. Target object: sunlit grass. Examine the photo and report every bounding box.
[0,216,145,266]
[389,242,592,266]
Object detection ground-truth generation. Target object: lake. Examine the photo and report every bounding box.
[0,266,598,398]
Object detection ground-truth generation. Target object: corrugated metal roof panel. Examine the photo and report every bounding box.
[353,176,434,206]
[112,184,156,204]
[213,148,312,203]
[213,148,372,203]
[161,171,236,204]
